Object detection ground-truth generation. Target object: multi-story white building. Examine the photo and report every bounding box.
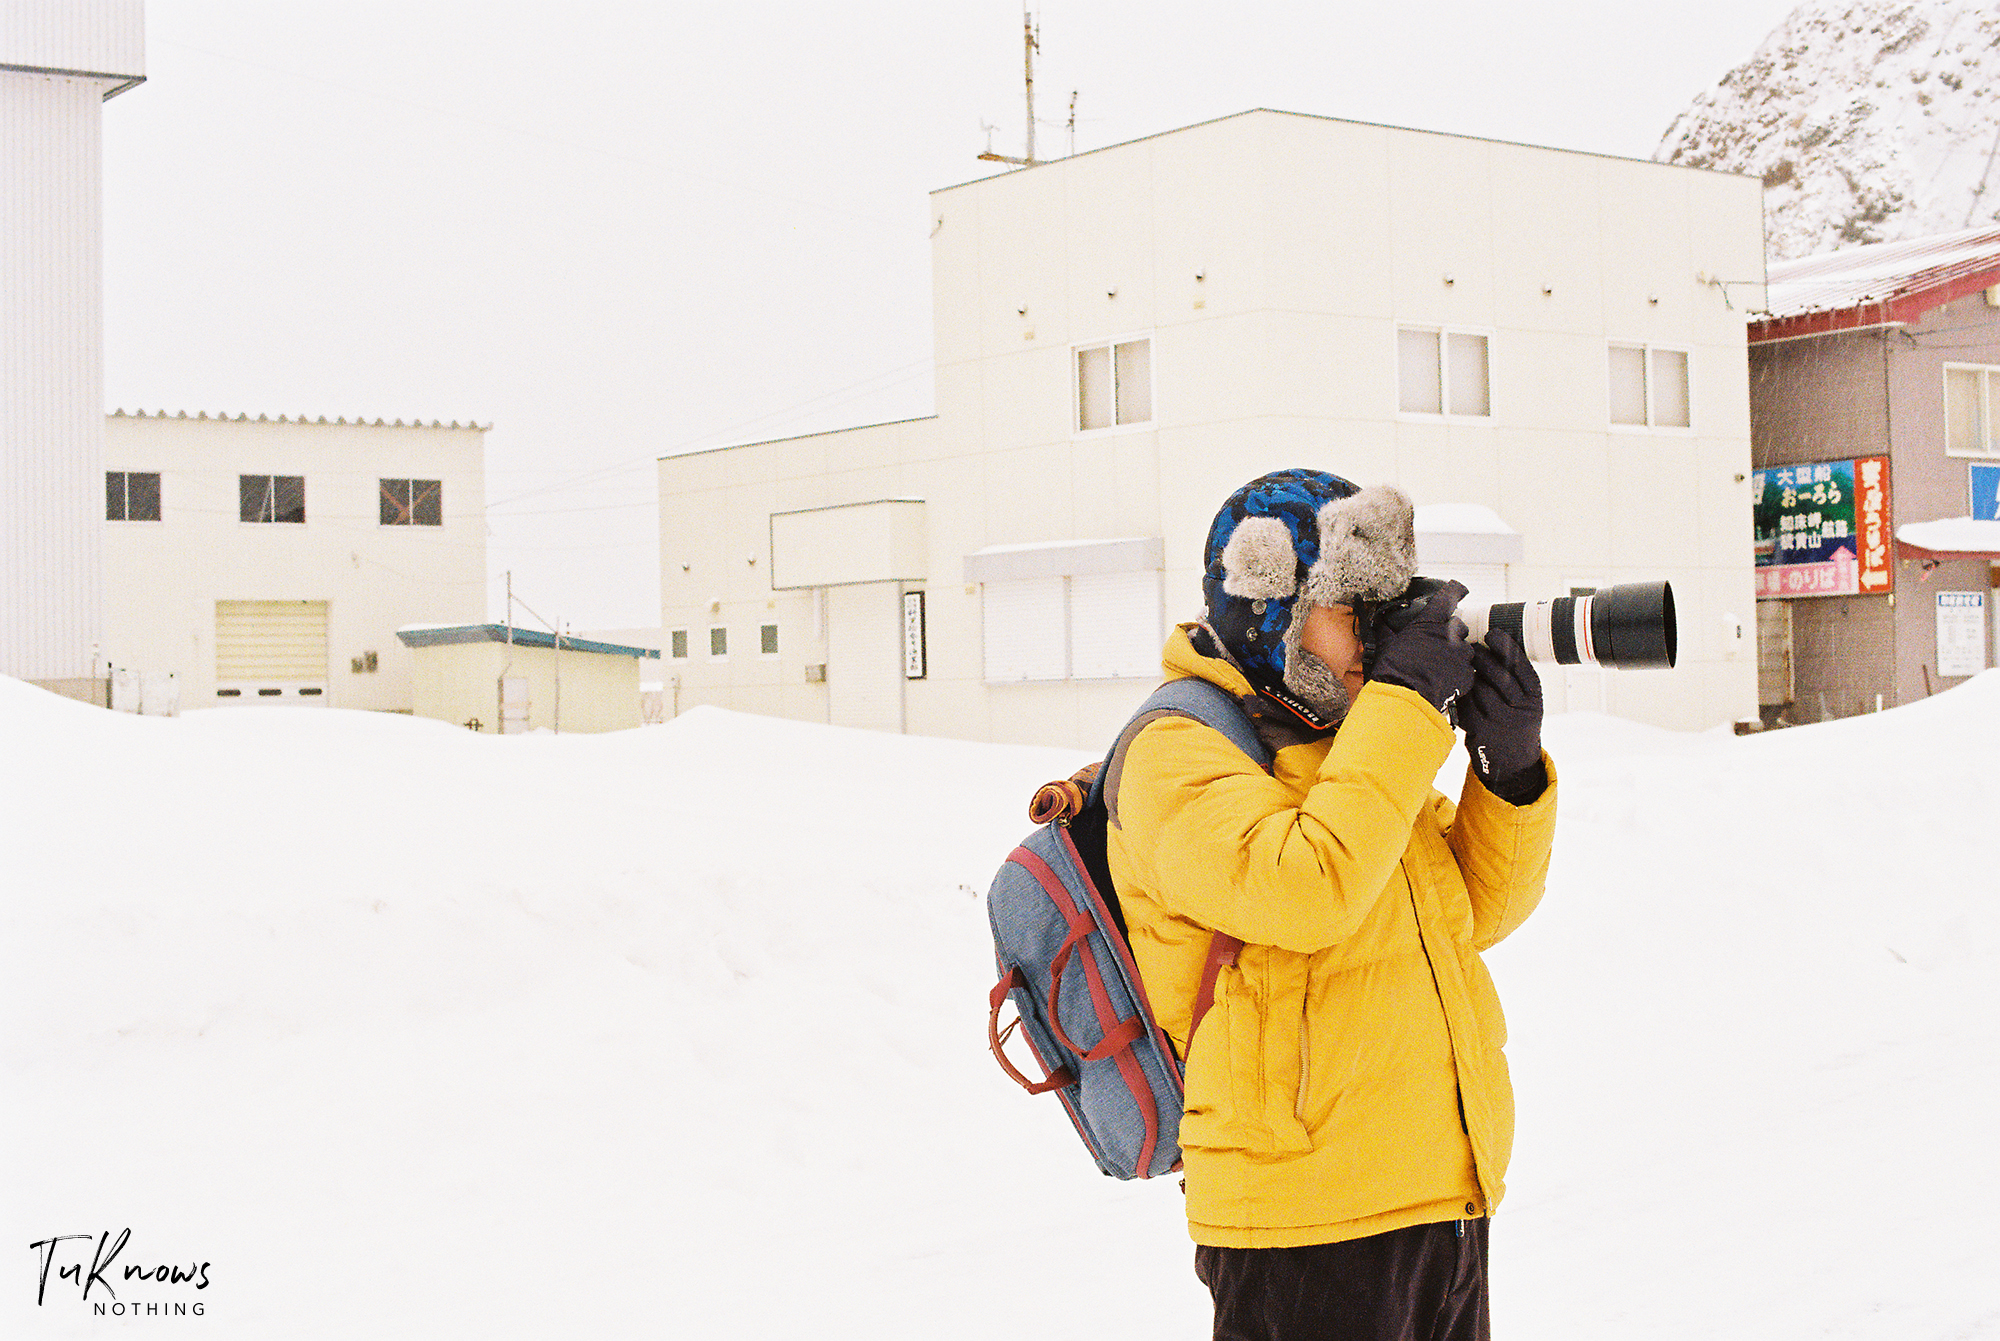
[104,410,488,711]
[659,109,1766,748]
[1,1,145,699]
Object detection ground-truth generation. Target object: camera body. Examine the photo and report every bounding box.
[1361,577,1677,671]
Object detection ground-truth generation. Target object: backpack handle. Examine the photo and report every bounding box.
[987,968,1076,1095]
[1045,919,1145,1062]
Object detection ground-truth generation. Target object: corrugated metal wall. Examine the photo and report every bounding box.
[0,71,109,682]
[0,1,146,81]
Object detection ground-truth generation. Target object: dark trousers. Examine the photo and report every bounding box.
[1194,1218,1489,1341]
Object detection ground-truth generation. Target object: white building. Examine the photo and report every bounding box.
[104,410,488,711]
[659,110,1766,748]
[1,1,145,699]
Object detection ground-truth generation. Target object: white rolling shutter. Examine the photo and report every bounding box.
[215,600,329,703]
[981,577,1067,682]
[827,583,904,731]
[1068,570,1161,679]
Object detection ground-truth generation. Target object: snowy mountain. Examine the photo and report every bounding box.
[1657,0,2000,260]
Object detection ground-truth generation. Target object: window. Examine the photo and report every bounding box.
[981,572,1161,682]
[1076,337,1152,431]
[379,478,442,525]
[240,474,306,524]
[106,471,161,521]
[1398,327,1490,417]
[708,626,728,659]
[1945,364,2000,457]
[760,623,779,656]
[1608,344,1691,429]
[669,629,689,659]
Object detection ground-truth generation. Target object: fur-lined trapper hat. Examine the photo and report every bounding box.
[1200,468,1417,724]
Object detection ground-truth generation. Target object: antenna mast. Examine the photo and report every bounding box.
[978,6,1042,168]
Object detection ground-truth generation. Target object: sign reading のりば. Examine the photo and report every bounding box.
[1752,456,1893,598]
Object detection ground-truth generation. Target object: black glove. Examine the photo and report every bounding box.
[1460,630,1545,803]
[1368,581,1475,718]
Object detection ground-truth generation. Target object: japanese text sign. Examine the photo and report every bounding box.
[1752,456,1893,598]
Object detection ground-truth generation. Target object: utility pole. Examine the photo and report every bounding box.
[500,570,514,734]
[978,6,1041,168]
[553,616,562,736]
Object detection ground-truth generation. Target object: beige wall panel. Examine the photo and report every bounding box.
[1488,146,1606,336]
[1395,429,1503,518]
[1605,438,1703,570]
[770,499,925,589]
[928,182,982,368]
[1596,165,1698,340]
[1685,173,1769,338]
[1151,117,1270,319]
[1388,137,1496,329]
[904,676,991,744]
[1693,437,1758,571]
[1261,311,1395,422]
[1258,117,1394,320]
[982,345,1071,452]
[977,440,1082,546]
[1063,147,1155,344]
[1495,433,1614,571]
[1691,340,1752,440]
[968,167,1069,359]
[1498,329,1619,436]
[1160,312,1270,426]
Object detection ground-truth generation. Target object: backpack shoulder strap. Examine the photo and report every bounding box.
[1093,677,1273,827]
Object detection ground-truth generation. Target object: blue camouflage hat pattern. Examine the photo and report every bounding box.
[1201,467,1420,709]
[1201,468,1361,688]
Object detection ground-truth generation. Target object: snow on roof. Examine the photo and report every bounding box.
[1896,517,2000,557]
[1753,224,2000,341]
[1414,503,1518,536]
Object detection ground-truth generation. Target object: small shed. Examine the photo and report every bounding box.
[396,624,660,734]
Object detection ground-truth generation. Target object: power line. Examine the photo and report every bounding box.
[483,356,935,511]
[152,36,915,233]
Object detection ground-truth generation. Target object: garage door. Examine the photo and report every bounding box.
[215,600,330,705]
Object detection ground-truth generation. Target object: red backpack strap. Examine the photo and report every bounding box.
[1187,932,1243,1046]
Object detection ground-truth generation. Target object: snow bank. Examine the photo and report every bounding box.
[5,673,1996,1338]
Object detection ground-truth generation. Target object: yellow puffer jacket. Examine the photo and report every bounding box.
[1106,626,1556,1249]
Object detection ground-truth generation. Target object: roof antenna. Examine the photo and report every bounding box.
[979,5,1041,167]
[1066,89,1078,158]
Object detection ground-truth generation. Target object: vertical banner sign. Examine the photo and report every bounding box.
[1972,462,2000,522]
[1935,592,1987,678]
[1752,456,1893,597]
[902,590,927,679]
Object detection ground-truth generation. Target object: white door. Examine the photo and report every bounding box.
[215,600,330,706]
[500,676,530,734]
[827,583,903,732]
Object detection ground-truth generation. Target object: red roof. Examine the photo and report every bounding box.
[1749,226,2000,344]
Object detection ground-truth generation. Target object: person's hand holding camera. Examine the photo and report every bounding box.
[1367,580,1475,718]
[1459,630,1546,804]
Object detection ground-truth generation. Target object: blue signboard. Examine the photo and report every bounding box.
[1973,462,2000,522]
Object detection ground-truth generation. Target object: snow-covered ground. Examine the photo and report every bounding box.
[5,675,1996,1338]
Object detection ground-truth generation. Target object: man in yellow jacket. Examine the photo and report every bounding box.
[1107,468,1556,1341]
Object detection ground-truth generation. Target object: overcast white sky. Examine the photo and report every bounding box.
[102,0,1801,629]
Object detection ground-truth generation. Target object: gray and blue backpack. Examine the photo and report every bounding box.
[985,677,1271,1179]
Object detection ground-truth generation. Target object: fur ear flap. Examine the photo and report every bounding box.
[1219,516,1300,599]
[1306,485,1417,605]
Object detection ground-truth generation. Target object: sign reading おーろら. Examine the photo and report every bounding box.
[1752,456,1893,598]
